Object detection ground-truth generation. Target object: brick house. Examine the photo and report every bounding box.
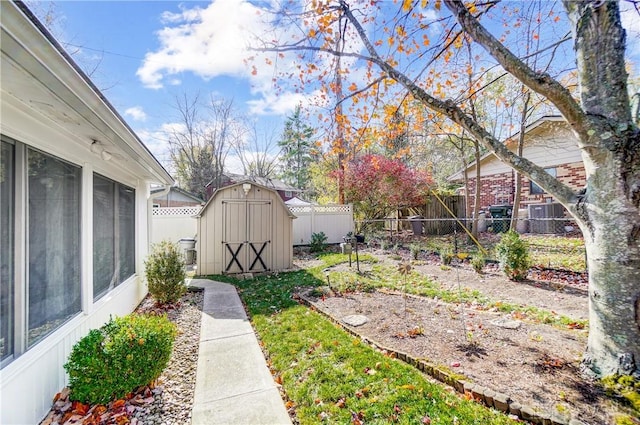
[449,116,586,216]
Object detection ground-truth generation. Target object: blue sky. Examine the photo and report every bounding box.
[31,1,640,175]
[36,0,308,171]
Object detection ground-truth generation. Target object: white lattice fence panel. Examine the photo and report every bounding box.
[151,207,201,244]
[289,204,352,215]
[152,206,201,217]
[289,204,354,245]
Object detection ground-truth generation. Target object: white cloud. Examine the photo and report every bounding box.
[136,0,268,89]
[135,127,173,170]
[247,90,317,116]
[124,106,147,121]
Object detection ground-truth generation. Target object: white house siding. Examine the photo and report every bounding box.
[0,3,172,423]
[197,183,294,275]
[466,125,583,178]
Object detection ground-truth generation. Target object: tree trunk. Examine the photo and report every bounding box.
[472,141,481,237]
[561,0,640,378]
[510,92,530,232]
[580,176,640,378]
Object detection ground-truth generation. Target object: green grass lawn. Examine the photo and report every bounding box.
[211,260,521,424]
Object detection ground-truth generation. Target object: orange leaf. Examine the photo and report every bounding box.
[112,399,126,409]
[348,83,357,92]
[72,401,89,416]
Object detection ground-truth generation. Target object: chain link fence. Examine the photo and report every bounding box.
[355,217,587,272]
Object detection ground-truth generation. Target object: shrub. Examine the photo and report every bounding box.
[310,231,328,253]
[440,247,454,265]
[471,252,486,274]
[495,230,531,281]
[145,240,186,304]
[64,314,177,405]
[409,244,421,260]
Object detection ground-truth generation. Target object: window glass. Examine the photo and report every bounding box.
[93,175,115,299]
[118,185,135,282]
[27,149,81,347]
[530,167,557,195]
[93,174,135,298]
[1,141,15,365]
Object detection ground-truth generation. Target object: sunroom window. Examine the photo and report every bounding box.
[1,141,15,366]
[93,174,135,300]
[27,148,82,347]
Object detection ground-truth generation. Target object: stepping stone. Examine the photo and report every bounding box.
[342,315,369,327]
[490,318,522,329]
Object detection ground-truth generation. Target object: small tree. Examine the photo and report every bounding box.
[145,241,187,305]
[341,154,432,226]
[495,231,530,281]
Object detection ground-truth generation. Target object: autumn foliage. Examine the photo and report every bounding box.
[339,154,432,223]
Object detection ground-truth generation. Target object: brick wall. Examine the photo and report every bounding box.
[462,161,585,214]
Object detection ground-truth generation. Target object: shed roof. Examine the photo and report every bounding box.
[198,181,297,218]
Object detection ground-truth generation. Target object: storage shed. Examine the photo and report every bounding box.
[196,181,295,274]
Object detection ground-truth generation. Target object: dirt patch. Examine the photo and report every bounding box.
[293,249,625,425]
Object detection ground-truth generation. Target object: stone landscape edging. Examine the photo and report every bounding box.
[297,290,585,425]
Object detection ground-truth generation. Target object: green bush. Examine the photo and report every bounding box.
[310,231,328,253]
[64,314,177,405]
[495,230,531,281]
[145,240,186,304]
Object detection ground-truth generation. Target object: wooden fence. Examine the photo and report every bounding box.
[395,195,466,235]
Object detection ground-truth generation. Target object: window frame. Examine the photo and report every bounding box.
[529,167,557,195]
[92,173,136,301]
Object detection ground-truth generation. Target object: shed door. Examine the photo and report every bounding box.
[222,200,272,273]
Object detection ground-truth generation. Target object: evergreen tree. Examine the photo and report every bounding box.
[278,105,316,191]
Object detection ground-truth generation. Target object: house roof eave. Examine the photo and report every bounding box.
[446,115,566,183]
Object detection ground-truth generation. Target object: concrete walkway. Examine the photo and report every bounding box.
[188,279,292,425]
